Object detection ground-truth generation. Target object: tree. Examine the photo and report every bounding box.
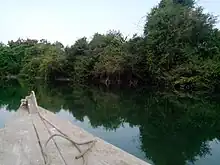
[20,42,65,80]
[144,0,220,89]
[92,31,128,83]
[0,0,220,92]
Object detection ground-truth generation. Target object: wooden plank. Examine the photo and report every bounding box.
[38,110,84,165]
[39,107,150,165]
[27,92,38,114]
[12,107,28,118]
[31,114,66,165]
[0,116,44,165]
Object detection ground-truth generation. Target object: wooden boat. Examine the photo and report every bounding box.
[0,91,150,165]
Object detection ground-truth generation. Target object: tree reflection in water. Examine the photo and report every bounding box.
[0,79,220,165]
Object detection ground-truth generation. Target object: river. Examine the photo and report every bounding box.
[0,79,220,165]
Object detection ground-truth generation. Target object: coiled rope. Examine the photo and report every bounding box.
[38,112,97,165]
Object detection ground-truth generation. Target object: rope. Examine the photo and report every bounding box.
[40,116,69,165]
[38,112,97,165]
[23,91,97,165]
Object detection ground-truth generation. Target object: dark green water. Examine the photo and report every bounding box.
[0,79,220,165]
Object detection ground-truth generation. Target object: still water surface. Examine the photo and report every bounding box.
[0,80,220,165]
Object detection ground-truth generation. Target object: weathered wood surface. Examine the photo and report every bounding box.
[0,108,44,165]
[0,92,150,165]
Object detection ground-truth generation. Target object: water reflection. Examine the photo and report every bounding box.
[0,79,220,165]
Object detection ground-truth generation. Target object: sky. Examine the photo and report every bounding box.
[0,0,219,46]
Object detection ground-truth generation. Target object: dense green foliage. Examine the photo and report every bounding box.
[1,0,220,92]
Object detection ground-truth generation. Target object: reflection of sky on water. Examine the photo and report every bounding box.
[0,105,16,128]
[189,139,220,165]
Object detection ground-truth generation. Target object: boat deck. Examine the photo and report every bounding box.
[0,91,150,165]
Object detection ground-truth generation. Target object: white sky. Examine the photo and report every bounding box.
[0,0,219,46]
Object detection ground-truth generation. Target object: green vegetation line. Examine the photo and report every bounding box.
[1,0,220,93]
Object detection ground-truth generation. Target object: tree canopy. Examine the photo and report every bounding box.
[0,0,220,93]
